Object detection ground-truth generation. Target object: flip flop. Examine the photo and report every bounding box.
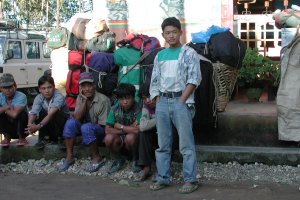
[84,160,106,173]
[58,160,75,172]
[16,139,28,147]
[149,182,168,191]
[178,183,200,194]
[134,170,152,182]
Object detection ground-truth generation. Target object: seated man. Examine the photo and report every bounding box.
[105,83,142,174]
[59,72,111,173]
[135,83,157,181]
[26,75,70,149]
[0,73,28,147]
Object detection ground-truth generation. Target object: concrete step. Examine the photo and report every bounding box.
[196,101,298,147]
[1,138,299,166]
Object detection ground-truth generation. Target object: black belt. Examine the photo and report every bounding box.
[160,91,182,98]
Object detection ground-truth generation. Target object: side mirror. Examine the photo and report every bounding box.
[6,49,13,60]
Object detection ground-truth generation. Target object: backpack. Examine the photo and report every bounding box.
[68,50,91,70]
[65,68,85,111]
[186,42,211,60]
[208,31,246,69]
[86,32,116,52]
[140,47,164,86]
[68,32,87,51]
[91,72,117,97]
[47,27,69,49]
[116,33,161,53]
[88,51,117,97]
[66,50,89,110]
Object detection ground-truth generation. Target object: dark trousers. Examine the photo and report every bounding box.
[138,128,157,166]
[36,109,68,142]
[0,111,28,139]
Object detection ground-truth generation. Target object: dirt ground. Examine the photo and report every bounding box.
[0,173,299,200]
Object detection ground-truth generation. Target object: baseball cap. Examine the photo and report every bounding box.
[0,73,15,87]
[79,72,94,85]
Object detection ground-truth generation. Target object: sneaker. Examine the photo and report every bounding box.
[34,140,47,150]
[108,159,125,174]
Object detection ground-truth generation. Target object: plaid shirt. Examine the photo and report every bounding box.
[150,44,201,104]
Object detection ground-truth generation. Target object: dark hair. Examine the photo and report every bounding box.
[115,83,135,98]
[38,75,55,87]
[139,83,150,97]
[161,17,181,31]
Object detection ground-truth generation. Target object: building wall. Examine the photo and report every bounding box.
[93,0,234,45]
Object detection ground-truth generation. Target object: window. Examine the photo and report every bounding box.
[42,42,52,58]
[8,41,22,59]
[26,42,40,59]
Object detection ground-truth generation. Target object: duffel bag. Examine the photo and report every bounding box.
[47,27,69,49]
[86,32,116,52]
[85,18,109,40]
[89,52,114,73]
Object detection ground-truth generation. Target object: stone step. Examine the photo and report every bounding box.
[196,101,298,147]
[1,138,299,166]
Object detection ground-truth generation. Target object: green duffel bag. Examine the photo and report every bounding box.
[86,31,116,53]
[48,27,69,49]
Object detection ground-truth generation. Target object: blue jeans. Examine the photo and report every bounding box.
[155,96,197,184]
[63,119,105,145]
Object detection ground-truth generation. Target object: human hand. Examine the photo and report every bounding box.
[25,124,38,135]
[79,88,87,101]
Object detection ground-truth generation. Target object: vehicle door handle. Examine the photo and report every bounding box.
[20,68,26,70]
[37,67,42,70]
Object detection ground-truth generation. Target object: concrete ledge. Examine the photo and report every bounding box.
[1,143,299,166]
[196,145,300,166]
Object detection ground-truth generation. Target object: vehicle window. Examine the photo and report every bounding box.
[43,42,52,58]
[8,41,22,59]
[26,41,40,59]
[0,37,5,64]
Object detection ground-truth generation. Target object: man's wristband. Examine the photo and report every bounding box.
[120,125,124,133]
[39,122,44,129]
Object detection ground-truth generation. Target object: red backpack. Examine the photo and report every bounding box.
[116,33,161,53]
[66,50,89,110]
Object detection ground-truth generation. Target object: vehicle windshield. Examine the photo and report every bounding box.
[0,36,5,64]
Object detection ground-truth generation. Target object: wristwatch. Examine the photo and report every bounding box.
[39,122,44,129]
[120,125,124,132]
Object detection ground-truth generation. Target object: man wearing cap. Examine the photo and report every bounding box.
[26,75,70,149]
[0,73,28,147]
[59,72,111,173]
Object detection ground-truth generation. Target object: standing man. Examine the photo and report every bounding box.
[59,72,111,173]
[0,73,28,147]
[149,17,201,194]
[26,75,70,149]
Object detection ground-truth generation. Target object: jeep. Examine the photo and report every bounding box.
[0,28,52,97]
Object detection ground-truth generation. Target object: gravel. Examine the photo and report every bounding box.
[0,158,299,186]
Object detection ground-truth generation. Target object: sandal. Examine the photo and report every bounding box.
[149,182,168,191]
[178,183,200,194]
[1,138,11,147]
[134,170,151,182]
[58,160,75,172]
[84,160,106,173]
[16,138,28,147]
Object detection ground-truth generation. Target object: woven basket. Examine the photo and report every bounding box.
[212,62,239,112]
